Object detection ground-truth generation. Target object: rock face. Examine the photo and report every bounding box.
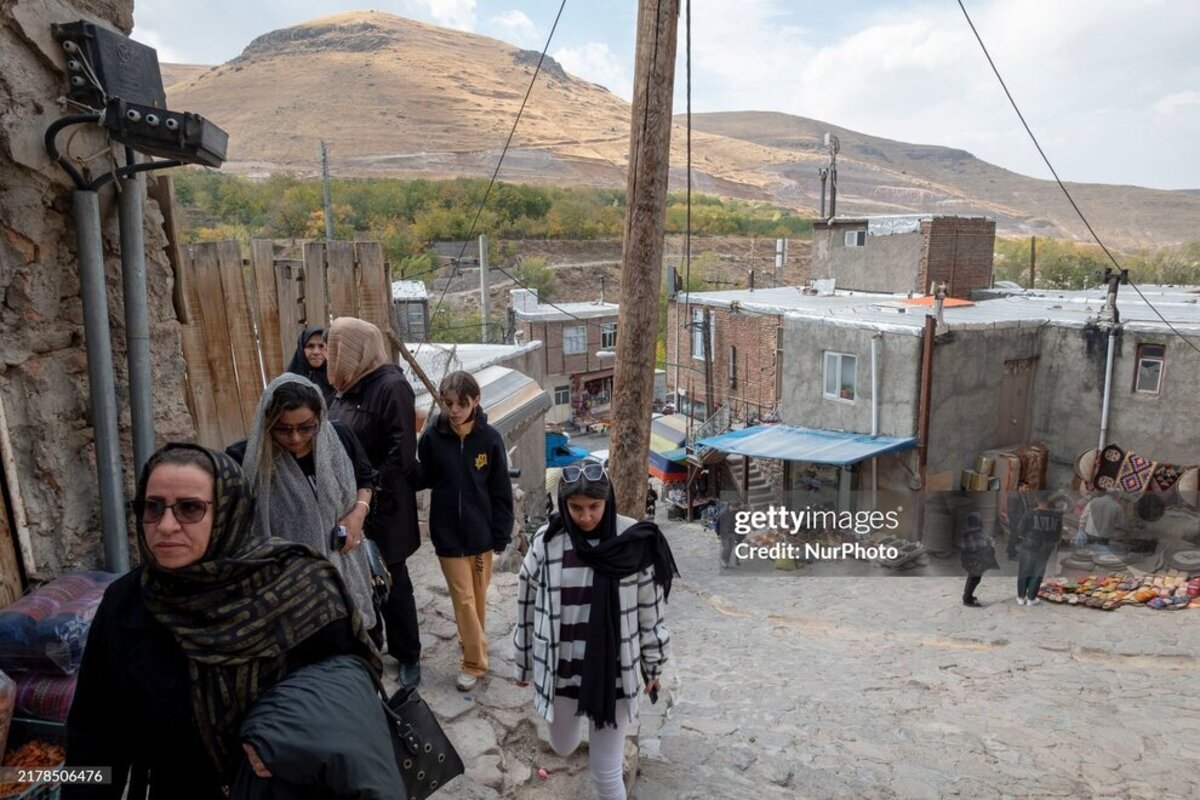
[0,0,195,578]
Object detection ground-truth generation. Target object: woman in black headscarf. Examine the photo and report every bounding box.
[287,326,335,406]
[513,463,678,800]
[65,443,379,798]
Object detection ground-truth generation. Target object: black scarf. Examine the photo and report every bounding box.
[545,491,678,728]
[286,326,334,404]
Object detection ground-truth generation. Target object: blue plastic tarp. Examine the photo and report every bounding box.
[696,425,917,467]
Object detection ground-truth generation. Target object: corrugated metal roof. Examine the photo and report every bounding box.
[697,424,917,467]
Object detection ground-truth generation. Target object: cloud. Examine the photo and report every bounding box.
[1152,91,1200,116]
[489,9,541,48]
[553,42,633,99]
[130,26,184,64]
[422,0,476,31]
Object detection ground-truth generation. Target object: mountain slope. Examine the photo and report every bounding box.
[164,12,1200,246]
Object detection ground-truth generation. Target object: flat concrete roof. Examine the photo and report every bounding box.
[678,285,1200,337]
[513,300,620,323]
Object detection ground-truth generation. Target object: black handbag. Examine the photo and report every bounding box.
[362,538,392,605]
[383,686,465,800]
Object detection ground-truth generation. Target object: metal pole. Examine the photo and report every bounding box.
[320,140,334,244]
[118,151,155,473]
[479,234,490,343]
[871,333,880,510]
[74,190,129,572]
[1098,325,1118,451]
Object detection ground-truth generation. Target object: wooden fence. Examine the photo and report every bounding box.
[179,239,395,449]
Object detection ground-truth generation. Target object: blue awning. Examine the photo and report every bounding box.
[696,425,917,467]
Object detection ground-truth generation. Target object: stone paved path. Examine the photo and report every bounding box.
[399,519,1199,799]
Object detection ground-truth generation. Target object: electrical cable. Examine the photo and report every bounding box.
[44,114,101,189]
[957,0,1200,354]
[417,0,569,354]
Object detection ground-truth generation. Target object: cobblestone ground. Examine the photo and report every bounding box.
[399,518,1199,800]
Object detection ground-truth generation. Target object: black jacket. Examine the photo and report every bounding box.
[231,656,404,799]
[286,327,335,407]
[1018,508,1063,550]
[64,571,364,800]
[412,410,514,557]
[330,365,420,564]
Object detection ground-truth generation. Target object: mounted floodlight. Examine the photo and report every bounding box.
[50,20,228,168]
[103,97,228,167]
[51,21,166,109]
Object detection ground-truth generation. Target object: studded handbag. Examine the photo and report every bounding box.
[383,686,465,800]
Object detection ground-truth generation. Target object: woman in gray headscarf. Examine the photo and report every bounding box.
[231,374,380,631]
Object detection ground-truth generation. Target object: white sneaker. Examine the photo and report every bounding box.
[1028,597,1041,606]
[1016,596,1026,606]
[455,673,479,692]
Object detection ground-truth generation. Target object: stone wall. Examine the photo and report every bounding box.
[1,0,195,578]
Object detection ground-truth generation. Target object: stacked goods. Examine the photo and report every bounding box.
[1038,573,1196,610]
[0,739,66,798]
[0,572,118,733]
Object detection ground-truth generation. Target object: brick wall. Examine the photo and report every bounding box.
[668,300,781,421]
[918,217,996,299]
[521,316,615,378]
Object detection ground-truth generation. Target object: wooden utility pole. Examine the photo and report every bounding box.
[610,0,680,519]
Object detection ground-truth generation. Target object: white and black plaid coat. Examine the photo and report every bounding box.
[513,514,670,724]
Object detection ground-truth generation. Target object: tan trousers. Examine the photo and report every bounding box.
[438,551,493,677]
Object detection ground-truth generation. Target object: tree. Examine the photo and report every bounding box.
[513,257,556,301]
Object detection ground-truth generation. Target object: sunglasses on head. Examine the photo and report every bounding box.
[139,498,214,524]
[561,462,607,485]
[270,421,320,438]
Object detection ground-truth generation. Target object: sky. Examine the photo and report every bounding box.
[132,0,1200,191]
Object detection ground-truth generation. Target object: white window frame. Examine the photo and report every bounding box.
[601,322,617,349]
[823,351,857,403]
[844,230,866,247]
[691,309,713,361]
[1133,343,1165,394]
[554,385,571,406]
[563,325,587,355]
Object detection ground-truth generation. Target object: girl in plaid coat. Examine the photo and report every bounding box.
[513,462,677,800]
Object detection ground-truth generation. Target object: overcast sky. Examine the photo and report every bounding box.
[132,0,1200,191]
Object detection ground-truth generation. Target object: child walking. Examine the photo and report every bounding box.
[514,462,678,800]
[414,371,514,692]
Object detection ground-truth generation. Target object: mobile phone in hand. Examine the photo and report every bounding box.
[330,525,348,551]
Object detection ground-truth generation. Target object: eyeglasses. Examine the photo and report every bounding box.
[270,421,320,438]
[561,462,607,485]
[140,498,214,524]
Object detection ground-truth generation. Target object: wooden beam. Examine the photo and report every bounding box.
[250,240,284,377]
[609,0,680,518]
[327,240,358,320]
[356,242,395,360]
[216,240,264,430]
[302,242,328,328]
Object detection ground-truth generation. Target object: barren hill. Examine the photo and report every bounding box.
[164,11,1200,246]
[160,62,211,89]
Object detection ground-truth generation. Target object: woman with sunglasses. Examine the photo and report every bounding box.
[513,463,678,800]
[65,443,380,798]
[227,374,380,632]
[326,317,422,689]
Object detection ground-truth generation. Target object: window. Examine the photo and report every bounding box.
[406,304,426,336]
[601,322,617,349]
[728,346,738,389]
[691,309,713,361]
[554,385,571,406]
[823,351,857,402]
[563,325,586,355]
[1134,344,1165,394]
[844,230,866,247]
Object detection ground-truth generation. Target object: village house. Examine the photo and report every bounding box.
[392,279,430,342]
[510,288,619,427]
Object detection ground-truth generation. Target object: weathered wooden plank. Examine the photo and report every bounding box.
[216,240,263,431]
[326,240,358,320]
[355,241,395,358]
[302,242,328,329]
[147,174,191,324]
[189,243,245,447]
[179,322,222,448]
[0,470,25,605]
[250,240,284,378]
[275,259,306,373]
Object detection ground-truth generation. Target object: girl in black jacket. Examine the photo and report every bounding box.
[413,371,514,692]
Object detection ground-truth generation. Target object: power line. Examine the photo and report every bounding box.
[416,0,569,358]
[956,0,1200,355]
[492,265,619,334]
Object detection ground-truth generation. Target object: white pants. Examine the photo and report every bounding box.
[547,696,633,800]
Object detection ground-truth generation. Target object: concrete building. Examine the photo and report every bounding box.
[392,280,429,342]
[811,215,996,299]
[510,289,619,426]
